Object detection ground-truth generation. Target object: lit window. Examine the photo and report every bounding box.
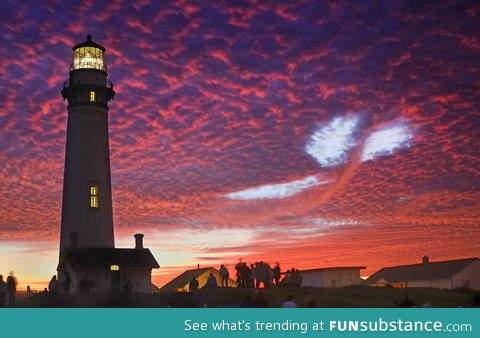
[72,46,105,71]
[90,185,98,208]
[90,91,95,102]
[110,265,119,271]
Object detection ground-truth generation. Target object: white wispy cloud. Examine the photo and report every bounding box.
[305,116,359,167]
[223,175,328,200]
[223,116,412,202]
[362,123,412,162]
[256,218,359,241]
[309,218,358,227]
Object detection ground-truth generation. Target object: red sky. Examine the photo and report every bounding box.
[0,0,479,290]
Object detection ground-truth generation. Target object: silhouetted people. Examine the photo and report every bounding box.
[240,263,250,288]
[277,267,302,287]
[205,273,218,287]
[282,294,297,308]
[281,270,291,286]
[291,268,302,287]
[265,263,273,287]
[189,277,199,292]
[256,261,267,288]
[297,270,303,287]
[235,259,243,287]
[290,268,297,287]
[0,275,7,307]
[48,275,58,294]
[399,294,416,308]
[273,263,281,286]
[248,264,255,288]
[26,286,33,297]
[219,264,229,287]
[6,272,17,307]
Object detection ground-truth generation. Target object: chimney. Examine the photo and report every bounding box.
[422,256,429,264]
[134,233,144,249]
[69,232,79,248]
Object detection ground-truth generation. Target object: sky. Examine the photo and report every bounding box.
[0,0,479,290]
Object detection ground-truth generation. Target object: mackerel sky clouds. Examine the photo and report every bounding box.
[0,0,479,287]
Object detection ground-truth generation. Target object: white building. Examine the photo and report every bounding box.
[300,266,366,288]
[365,257,480,290]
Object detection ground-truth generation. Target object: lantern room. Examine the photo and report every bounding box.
[62,34,114,108]
[71,34,106,72]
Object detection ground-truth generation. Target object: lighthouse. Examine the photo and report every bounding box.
[57,35,158,294]
[60,34,115,249]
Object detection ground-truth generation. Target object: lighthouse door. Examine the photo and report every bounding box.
[110,265,121,292]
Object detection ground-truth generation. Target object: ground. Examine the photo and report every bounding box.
[15,286,479,308]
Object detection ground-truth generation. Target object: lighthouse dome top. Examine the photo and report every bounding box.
[73,34,106,52]
[71,35,107,72]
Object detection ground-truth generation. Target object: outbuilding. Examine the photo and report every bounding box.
[300,266,366,287]
[365,257,480,290]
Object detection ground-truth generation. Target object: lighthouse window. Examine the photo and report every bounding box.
[90,91,95,102]
[90,185,99,208]
[110,265,120,271]
[72,46,105,71]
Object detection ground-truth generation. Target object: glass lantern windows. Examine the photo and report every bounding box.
[73,46,105,71]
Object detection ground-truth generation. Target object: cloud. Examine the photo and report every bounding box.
[305,116,360,167]
[224,175,327,200]
[256,218,359,241]
[309,218,359,227]
[306,116,413,166]
[362,122,413,162]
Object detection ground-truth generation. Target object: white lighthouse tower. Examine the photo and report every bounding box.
[57,35,158,294]
[60,35,115,249]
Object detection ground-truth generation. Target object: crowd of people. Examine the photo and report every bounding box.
[188,260,303,291]
[230,260,303,289]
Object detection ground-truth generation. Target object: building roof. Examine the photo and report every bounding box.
[301,266,366,273]
[60,248,160,269]
[365,257,479,284]
[151,283,161,293]
[160,267,216,292]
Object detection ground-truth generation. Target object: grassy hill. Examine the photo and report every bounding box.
[16,286,478,308]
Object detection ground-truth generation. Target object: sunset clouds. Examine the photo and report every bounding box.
[224,175,326,200]
[362,122,413,162]
[0,0,479,288]
[306,116,360,168]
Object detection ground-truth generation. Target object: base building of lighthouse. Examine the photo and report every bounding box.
[57,35,159,293]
